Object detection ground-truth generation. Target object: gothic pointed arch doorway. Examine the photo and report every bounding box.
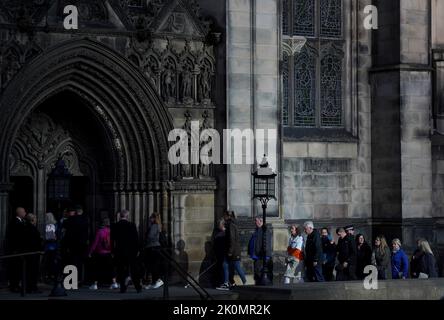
[0,39,174,242]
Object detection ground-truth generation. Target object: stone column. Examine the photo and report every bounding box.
[172,193,186,246]
[227,0,281,217]
[36,168,46,232]
[371,0,432,241]
[162,188,169,233]
[0,183,12,253]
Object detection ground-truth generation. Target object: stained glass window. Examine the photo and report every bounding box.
[282,0,289,36]
[281,0,344,128]
[282,53,290,125]
[294,49,316,127]
[320,0,342,37]
[320,52,342,126]
[293,0,315,36]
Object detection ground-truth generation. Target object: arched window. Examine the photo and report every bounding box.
[294,48,316,127]
[282,0,344,128]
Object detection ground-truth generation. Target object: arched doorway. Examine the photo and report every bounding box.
[0,39,174,243]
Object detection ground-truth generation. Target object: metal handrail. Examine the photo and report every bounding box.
[159,248,213,300]
[0,251,44,297]
[0,251,44,260]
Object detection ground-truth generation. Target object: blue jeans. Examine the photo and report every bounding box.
[306,262,325,282]
[223,259,247,284]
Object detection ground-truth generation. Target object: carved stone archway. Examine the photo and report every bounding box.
[0,39,174,241]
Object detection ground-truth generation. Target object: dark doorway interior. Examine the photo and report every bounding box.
[9,176,33,218]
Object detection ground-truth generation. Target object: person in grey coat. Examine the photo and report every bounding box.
[371,235,392,280]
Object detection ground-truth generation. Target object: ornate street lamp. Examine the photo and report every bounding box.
[47,159,71,201]
[252,154,276,285]
[47,158,71,218]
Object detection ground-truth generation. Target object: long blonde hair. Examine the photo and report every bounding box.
[375,235,389,256]
[419,239,434,255]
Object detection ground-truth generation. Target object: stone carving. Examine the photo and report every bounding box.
[199,111,212,178]
[0,0,49,25]
[181,67,193,103]
[163,13,186,34]
[0,40,43,90]
[180,110,192,178]
[129,39,216,106]
[199,59,212,102]
[144,55,159,88]
[10,156,32,177]
[282,36,307,57]
[1,52,21,89]
[162,60,177,102]
[58,0,108,24]
[13,113,69,169]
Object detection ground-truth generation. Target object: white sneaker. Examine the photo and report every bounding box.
[216,283,230,291]
[151,279,164,289]
[89,284,98,290]
[110,283,120,290]
[144,284,153,290]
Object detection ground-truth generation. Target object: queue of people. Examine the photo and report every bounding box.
[4,206,169,294]
[212,217,440,289]
[4,207,442,293]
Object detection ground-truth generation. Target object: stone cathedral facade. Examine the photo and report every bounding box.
[0,0,444,276]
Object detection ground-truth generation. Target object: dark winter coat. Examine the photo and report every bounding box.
[356,242,372,279]
[5,217,27,254]
[24,223,43,252]
[304,229,323,263]
[416,252,438,278]
[111,219,139,258]
[212,229,226,262]
[321,235,337,267]
[337,235,357,265]
[248,227,272,260]
[225,219,241,260]
[63,214,89,248]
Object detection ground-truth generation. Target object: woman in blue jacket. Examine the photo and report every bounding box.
[391,238,409,279]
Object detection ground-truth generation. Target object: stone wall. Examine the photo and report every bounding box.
[281,0,373,232]
[227,0,280,218]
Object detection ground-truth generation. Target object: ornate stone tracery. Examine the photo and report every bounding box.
[0,0,219,262]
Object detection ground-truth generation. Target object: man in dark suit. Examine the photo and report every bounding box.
[5,207,27,292]
[111,210,142,293]
[336,227,357,281]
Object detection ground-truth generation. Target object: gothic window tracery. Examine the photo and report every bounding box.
[281,0,343,128]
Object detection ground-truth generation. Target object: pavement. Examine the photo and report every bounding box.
[0,283,238,300]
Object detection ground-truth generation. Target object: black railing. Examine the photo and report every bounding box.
[0,251,44,297]
[159,248,213,301]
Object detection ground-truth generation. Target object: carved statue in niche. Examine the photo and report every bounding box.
[181,110,192,178]
[1,53,21,88]
[199,110,211,178]
[144,56,158,88]
[200,65,211,102]
[162,60,176,102]
[181,68,193,104]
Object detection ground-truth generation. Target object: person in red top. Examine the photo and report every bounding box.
[88,218,119,290]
